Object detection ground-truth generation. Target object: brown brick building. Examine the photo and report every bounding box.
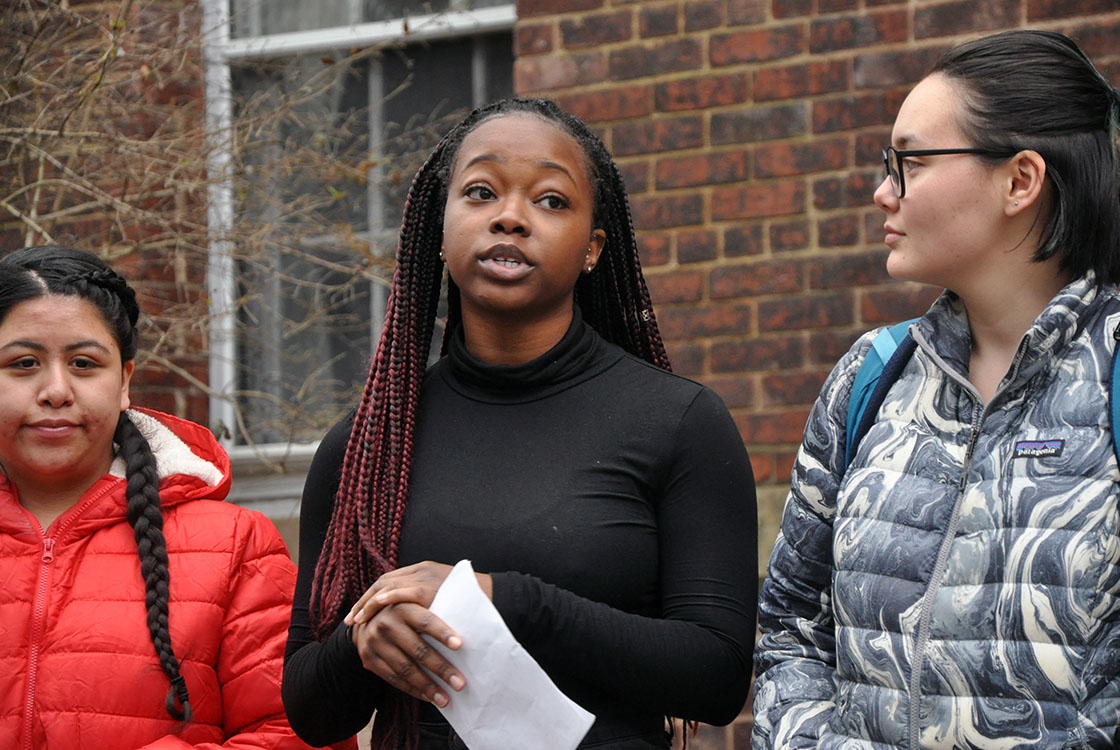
[4,1,1119,746]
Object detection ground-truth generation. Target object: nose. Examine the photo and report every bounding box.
[873,174,898,213]
[38,364,74,408]
[489,196,529,236]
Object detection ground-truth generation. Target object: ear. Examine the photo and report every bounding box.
[1003,149,1047,217]
[120,360,134,412]
[584,228,607,272]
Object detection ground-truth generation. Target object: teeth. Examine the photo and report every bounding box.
[493,258,520,267]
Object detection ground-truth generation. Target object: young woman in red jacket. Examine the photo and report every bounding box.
[0,245,355,750]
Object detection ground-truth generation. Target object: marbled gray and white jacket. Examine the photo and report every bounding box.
[753,275,1120,750]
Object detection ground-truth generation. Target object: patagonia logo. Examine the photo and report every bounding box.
[1013,439,1064,458]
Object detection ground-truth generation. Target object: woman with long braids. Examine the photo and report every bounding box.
[0,246,354,750]
[282,97,758,748]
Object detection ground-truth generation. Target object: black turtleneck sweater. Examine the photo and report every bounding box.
[283,312,757,748]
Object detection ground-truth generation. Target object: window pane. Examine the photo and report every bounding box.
[362,0,452,23]
[229,32,512,445]
[230,0,356,38]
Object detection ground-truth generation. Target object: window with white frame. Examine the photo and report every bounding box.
[202,1,514,462]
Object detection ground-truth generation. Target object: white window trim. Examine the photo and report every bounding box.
[200,2,515,502]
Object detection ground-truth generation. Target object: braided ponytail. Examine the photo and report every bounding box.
[116,412,192,723]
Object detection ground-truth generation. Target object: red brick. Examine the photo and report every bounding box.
[712,336,804,373]
[612,116,704,157]
[1028,0,1118,17]
[725,224,764,257]
[776,450,798,481]
[735,408,812,445]
[753,60,849,102]
[809,249,891,289]
[755,138,849,179]
[712,103,809,144]
[639,232,672,266]
[655,73,751,112]
[630,193,704,229]
[678,229,719,264]
[618,160,649,195]
[773,0,813,18]
[748,450,775,483]
[770,220,811,252]
[728,0,768,24]
[818,214,861,247]
[758,291,853,331]
[860,284,940,325]
[711,26,805,66]
[761,369,831,407]
[856,129,894,165]
[810,11,907,53]
[647,270,705,304]
[915,0,1021,39]
[515,22,554,56]
[658,304,754,339]
[854,45,948,89]
[712,180,806,221]
[610,38,702,80]
[814,170,882,209]
[809,329,863,365]
[514,52,608,92]
[639,3,678,37]
[817,88,909,133]
[705,375,755,409]
[1069,19,1120,59]
[554,85,651,122]
[561,10,632,49]
[655,150,750,189]
[518,0,604,18]
[665,340,705,375]
[711,260,803,298]
[685,0,724,31]
[820,0,860,11]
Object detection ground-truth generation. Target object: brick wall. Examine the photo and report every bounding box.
[514,1,1120,743]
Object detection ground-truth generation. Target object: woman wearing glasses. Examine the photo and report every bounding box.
[753,30,1120,750]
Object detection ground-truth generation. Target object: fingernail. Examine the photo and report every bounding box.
[449,675,465,691]
[447,635,462,649]
[374,592,388,602]
[433,692,448,707]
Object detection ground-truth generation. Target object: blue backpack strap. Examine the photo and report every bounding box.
[845,319,919,469]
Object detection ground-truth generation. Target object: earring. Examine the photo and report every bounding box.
[439,250,446,261]
[585,265,593,273]
[1013,201,1020,207]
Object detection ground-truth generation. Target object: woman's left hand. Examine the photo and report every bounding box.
[344,561,493,627]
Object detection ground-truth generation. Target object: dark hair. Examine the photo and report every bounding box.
[309,98,671,748]
[0,245,192,723]
[930,29,1120,284]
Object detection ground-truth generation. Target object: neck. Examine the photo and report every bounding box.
[15,484,86,531]
[459,305,575,365]
[958,256,1071,402]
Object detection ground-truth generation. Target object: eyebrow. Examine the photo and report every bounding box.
[463,153,576,182]
[0,339,113,353]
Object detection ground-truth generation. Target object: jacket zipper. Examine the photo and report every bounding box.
[19,489,109,750]
[904,331,1032,749]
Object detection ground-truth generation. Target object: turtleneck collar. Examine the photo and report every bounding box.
[440,307,625,403]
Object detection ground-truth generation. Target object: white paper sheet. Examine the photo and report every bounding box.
[422,559,595,750]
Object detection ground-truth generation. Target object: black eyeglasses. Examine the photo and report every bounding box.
[881,146,1014,199]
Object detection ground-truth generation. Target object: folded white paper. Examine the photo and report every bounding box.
[422,559,595,750]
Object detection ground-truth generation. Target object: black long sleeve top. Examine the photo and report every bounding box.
[283,310,758,749]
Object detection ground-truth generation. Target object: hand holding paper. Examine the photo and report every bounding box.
[422,560,595,750]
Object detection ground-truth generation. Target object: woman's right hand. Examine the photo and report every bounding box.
[350,602,466,707]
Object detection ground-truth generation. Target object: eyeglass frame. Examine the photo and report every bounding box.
[881,146,1016,199]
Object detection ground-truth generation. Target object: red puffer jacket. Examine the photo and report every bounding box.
[0,408,355,750]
